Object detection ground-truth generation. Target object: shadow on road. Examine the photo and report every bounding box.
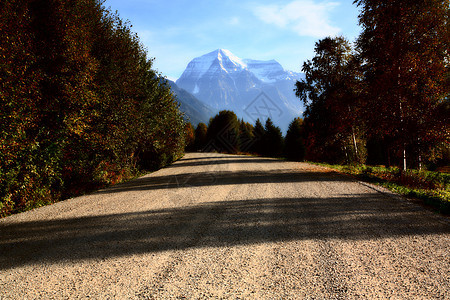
[96,170,345,194]
[166,156,285,168]
[1,193,449,270]
[1,154,449,270]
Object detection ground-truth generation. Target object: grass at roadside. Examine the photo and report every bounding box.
[314,163,450,215]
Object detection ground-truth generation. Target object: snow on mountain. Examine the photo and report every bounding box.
[180,49,247,81]
[176,49,304,132]
[218,49,248,70]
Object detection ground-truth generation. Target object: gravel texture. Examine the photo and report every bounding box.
[1,152,449,299]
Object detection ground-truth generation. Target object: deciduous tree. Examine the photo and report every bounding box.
[0,0,186,216]
[355,0,450,169]
[295,36,364,163]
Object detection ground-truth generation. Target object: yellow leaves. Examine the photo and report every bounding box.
[0,0,186,217]
[64,115,90,136]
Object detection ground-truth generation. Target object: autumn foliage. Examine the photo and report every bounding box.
[0,0,186,216]
[355,0,449,169]
[296,1,449,168]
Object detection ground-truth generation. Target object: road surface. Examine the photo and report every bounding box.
[1,152,449,298]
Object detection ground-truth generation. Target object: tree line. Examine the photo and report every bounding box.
[1,0,448,217]
[184,1,449,170]
[184,110,306,161]
[0,0,186,216]
[296,0,449,170]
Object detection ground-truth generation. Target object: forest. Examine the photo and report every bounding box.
[0,0,186,216]
[294,0,449,171]
[184,111,304,161]
[0,0,448,217]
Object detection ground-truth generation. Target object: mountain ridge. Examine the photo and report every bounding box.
[176,49,304,132]
[167,80,216,126]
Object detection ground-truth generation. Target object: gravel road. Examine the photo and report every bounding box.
[1,152,449,299]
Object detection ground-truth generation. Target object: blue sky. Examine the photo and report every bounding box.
[103,0,362,81]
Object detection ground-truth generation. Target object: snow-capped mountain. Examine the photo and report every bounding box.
[176,49,304,132]
[244,59,299,83]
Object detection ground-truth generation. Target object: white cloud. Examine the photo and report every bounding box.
[253,0,340,38]
[229,17,240,25]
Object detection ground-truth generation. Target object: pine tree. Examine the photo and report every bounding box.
[206,111,240,153]
[285,118,306,161]
[194,123,208,151]
[251,119,266,155]
[262,118,284,158]
[238,119,254,153]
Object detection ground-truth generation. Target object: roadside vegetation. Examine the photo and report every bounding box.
[314,163,450,215]
[292,1,449,214]
[295,1,449,170]
[184,111,302,160]
[0,0,186,217]
[185,112,449,215]
[1,0,448,218]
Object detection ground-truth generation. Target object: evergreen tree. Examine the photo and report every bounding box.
[251,119,265,155]
[262,118,284,158]
[206,111,240,153]
[238,119,255,153]
[285,118,306,161]
[194,123,208,151]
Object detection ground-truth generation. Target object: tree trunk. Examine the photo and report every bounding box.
[352,127,359,162]
[403,146,407,171]
[417,137,422,170]
[343,145,349,164]
[398,63,406,171]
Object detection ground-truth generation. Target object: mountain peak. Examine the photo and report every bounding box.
[209,48,235,57]
[178,49,302,83]
[210,49,248,69]
[176,49,305,132]
[213,48,230,55]
[178,49,248,81]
